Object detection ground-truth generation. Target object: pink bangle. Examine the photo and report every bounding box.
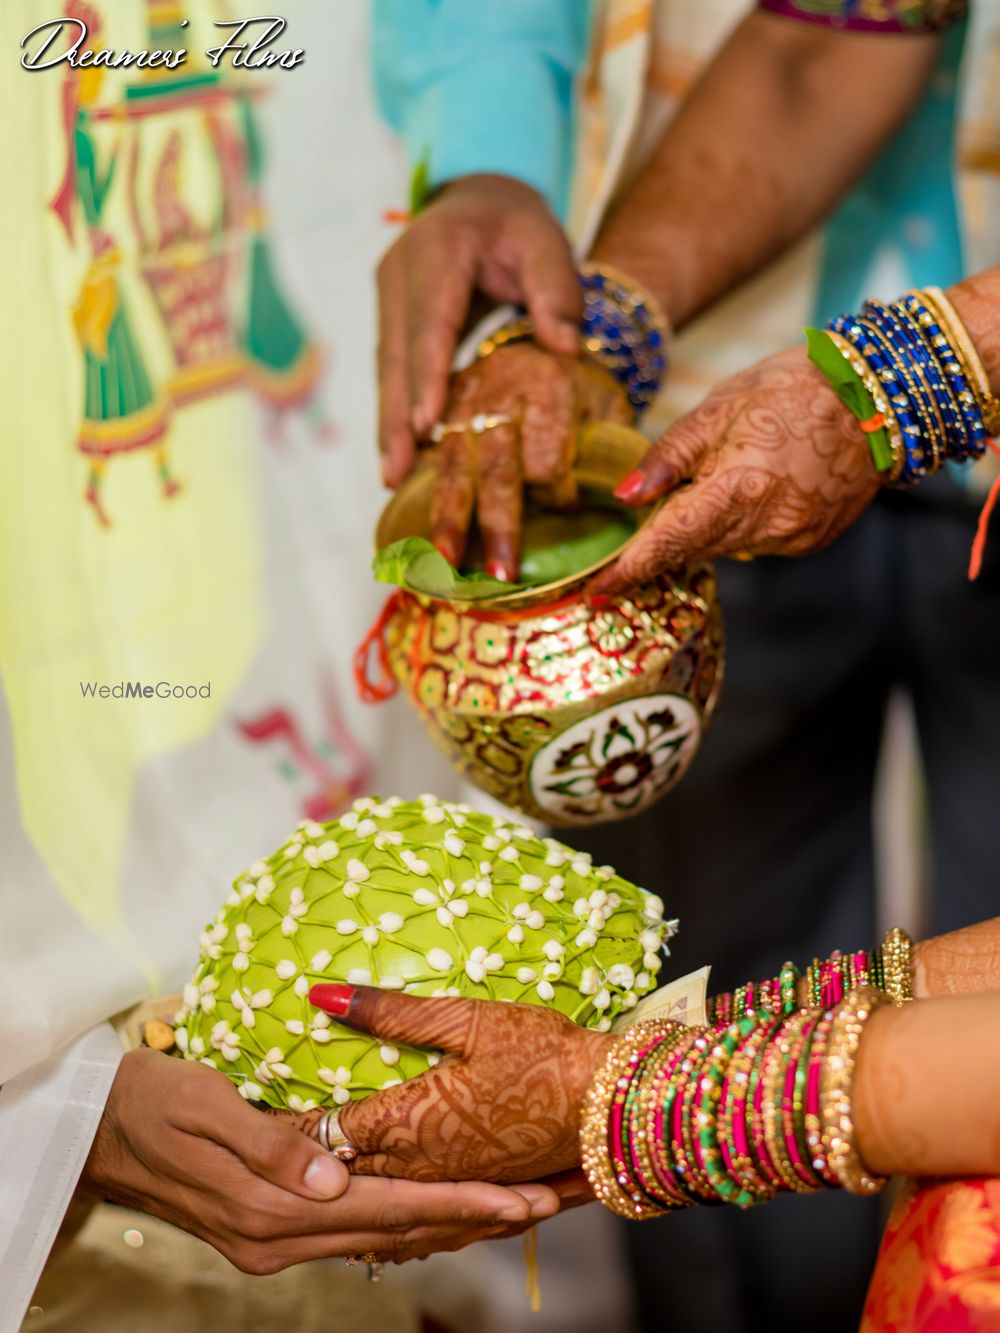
[804,1010,840,1187]
[748,1016,787,1190]
[781,1011,823,1189]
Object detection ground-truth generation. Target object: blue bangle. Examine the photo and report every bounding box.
[866,300,971,460]
[861,303,952,472]
[829,313,933,482]
[579,264,669,413]
[900,295,989,457]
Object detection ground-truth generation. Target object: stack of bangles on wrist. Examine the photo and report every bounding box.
[580,928,913,1219]
[580,987,890,1220]
[815,287,1000,484]
[474,263,670,415]
[707,925,914,1026]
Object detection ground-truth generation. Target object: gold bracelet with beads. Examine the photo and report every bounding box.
[820,986,890,1196]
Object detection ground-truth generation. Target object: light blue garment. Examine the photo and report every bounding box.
[371,0,591,219]
[372,3,965,313]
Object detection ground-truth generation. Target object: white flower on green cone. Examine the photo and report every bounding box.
[230,986,273,1029]
[231,923,256,971]
[182,974,218,1014]
[281,887,308,936]
[318,1066,353,1105]
[210,1020,241,1063]
[255,1047,293,1085]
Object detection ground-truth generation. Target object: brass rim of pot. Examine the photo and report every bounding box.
[374,419,657,611]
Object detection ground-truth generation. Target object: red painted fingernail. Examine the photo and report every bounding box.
[487,559,514,582]
[614,470,647,503]
[435,538,457,565]
[586,593,613,609]
[309,983,356,1016]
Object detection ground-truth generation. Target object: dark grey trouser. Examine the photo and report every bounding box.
[571,487,1000,1333]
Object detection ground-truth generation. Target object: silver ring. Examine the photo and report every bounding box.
[317,1109,358,1163]
[429,413,514,443]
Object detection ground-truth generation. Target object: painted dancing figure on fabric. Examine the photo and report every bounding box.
[237,95,335,445]
[51,3,176,526]
[234,674,371,821]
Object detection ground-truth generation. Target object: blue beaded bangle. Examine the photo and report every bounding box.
[579,263,669,413]
[867,300,972,462]
[901,294,989,456]
[860,304,949,472]
[829,313,932,482]
[828,287,994,486]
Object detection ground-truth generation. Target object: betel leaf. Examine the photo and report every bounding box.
[409,151,433,216]
[805,327,894,473]
[372,537,520,601]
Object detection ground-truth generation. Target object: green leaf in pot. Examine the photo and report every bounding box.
[372,537,521,601]
[518,512,635,584]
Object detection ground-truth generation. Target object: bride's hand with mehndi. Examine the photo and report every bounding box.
[429,345,632,580]
[588,346,880,594]
[307,983,610,1183]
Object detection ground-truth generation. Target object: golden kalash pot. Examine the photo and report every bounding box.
[359,424,724,827]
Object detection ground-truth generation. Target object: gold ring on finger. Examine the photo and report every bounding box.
[429,413,514,443]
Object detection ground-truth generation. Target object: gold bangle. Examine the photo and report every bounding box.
[579,1020,684,1220]
[820,987,890,1196]
[921,287,1000,438]
[826,330,905,482]
[880,927,914,1005]
[475,315,535,362]
[628,1028,692,1210]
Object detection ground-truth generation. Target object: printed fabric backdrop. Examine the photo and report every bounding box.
[0,0,457,1084]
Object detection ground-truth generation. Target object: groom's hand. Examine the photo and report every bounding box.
[376,173,580,490]
[80,1048,556,1274]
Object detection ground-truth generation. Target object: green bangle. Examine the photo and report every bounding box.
[778,961,800,1015]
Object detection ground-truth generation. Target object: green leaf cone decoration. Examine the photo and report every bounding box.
[175,795,671,1112]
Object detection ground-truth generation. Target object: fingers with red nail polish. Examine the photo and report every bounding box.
[614,469,649,504]
[309,983,357,1018]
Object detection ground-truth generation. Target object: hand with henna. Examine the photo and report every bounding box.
[308,984,611,1184]
[588,346,880,595]
[430,347,632,579]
